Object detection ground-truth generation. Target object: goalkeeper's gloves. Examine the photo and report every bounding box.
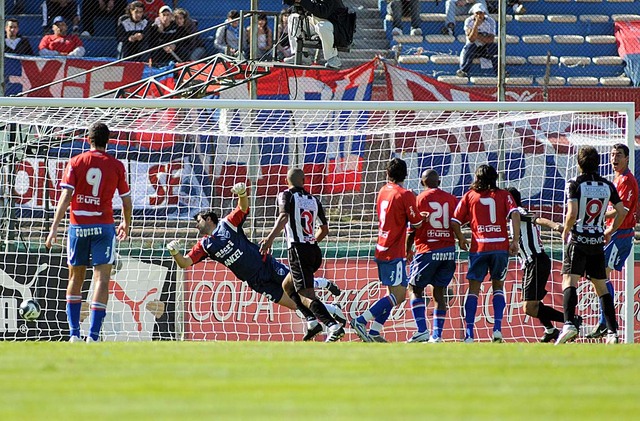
[166,239,182,256]
[230,182,247,198]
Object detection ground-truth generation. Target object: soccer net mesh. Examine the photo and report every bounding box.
[0,98,634,343]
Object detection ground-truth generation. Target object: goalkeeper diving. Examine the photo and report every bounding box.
[166,182,344,341]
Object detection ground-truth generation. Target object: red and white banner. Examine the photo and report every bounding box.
[184,258,640,342]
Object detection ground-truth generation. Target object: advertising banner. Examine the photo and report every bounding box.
[0,253,176,341]
[183,257,640,342]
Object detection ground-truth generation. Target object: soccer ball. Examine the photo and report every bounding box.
[19,299,41,321]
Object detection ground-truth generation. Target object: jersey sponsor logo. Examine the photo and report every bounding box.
[574,235,604,245]
[223,249,243,267]
[583,185,610,198]
[74,226,103,238]
[477,224,502,233]
[76,194,101,205]
[427,230,451,238]
[431,251,455,261]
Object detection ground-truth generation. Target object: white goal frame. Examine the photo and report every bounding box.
[0,97,634,343]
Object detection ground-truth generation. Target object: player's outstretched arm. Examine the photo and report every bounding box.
[167,240,194,268]
[230,182,248,212]
[534,216,562,233]
[45,188,73,249]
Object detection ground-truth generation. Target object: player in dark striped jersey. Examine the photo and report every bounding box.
[167,182,344,341]
[557,146,627,345]
[260,169,345,342]
[506,187,579,343]
[586,144,639,339]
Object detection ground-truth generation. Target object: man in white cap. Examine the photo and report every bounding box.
[442,0,488,36]
[456,3,497,78]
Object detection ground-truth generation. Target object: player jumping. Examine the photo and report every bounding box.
[166,182,344,341]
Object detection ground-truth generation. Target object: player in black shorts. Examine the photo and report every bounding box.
[261,168,345,342]
[557,146,627,345]
[507,187,580,343]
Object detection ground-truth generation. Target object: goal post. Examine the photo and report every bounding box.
[0,97,634,343]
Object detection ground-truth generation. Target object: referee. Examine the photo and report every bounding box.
[260,168,345,342]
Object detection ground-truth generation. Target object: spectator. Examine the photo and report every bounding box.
[149,5,178,66]
[116,0,151,60]
[141,0,166,22]
[387,0,422,37]
[245,13,273,60]
[443,0,487,36]
[5,18,35,55]
[276,9,293,60]
[286,0,344,69]
[39,16,85,56]
[42,0,81,34]
[456,3,497,78]
[214,9,240,55]
[80,0,127,37]
[173,7,206,62]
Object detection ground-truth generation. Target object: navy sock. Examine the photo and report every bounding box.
[89,302,107,341]
[66,295,82,338]
[411,298,427,332]
[492,289,506,332]
[464,294,478,339]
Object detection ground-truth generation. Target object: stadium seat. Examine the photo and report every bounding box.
[599,76,631,86]
[534,76,566,85]
[437,75,468,85]
[567,76,599,85]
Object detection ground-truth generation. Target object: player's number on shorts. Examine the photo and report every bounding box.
[428,201,450,229]
[86,168,102,196]
[300,209,314,235]
[479,197,497,223]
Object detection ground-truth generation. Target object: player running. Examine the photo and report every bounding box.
[46,122,132,343]
[406,169,466,343]
[586,143,638,339]
[351,158,423,342]
[167,182,344,341]
[451,164,520,343]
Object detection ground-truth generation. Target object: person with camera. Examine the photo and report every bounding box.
[284,0,344,69]
[456,3,497,78]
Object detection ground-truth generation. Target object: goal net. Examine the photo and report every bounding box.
[0,98,635,343]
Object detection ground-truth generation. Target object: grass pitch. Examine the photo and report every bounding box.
[1,341,639,420]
